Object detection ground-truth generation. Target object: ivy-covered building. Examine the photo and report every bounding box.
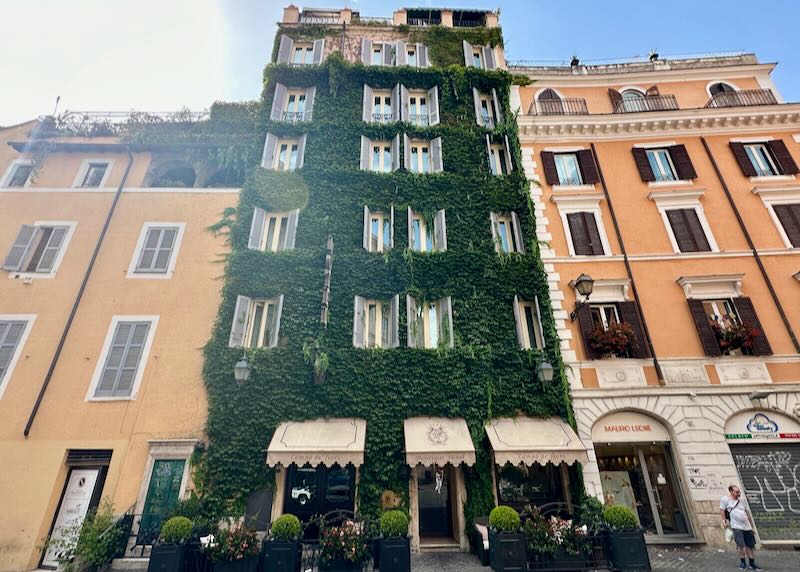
[203,5,589,551]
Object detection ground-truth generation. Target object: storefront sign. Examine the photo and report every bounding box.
[42,469,99,567]
[591,411,671,443]
[724,410,800,441]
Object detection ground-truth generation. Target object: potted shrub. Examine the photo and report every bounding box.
[378,510,410,572]
[318,519,370,571]
[147,516,193,572]
[710,317,759,355]
[488,506,526,572]
[261,514,302,572]
[523,507,590,570]
[603,505,651,572]
[589,323,638,358]
[204,525,260,572]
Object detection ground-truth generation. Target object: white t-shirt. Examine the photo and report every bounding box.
[720,495,752,531]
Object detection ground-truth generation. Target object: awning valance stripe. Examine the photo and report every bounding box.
[486,417,589,466]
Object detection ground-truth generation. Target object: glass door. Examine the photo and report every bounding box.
[140,459,186,539]
[417,466,453,539]
[283,465,356,526]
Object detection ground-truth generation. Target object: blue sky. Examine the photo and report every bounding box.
[1,0,798,125]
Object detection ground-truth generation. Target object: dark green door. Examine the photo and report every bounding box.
[139,459,185,541]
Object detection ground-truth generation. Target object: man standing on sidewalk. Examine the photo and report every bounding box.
[721,484,762,571]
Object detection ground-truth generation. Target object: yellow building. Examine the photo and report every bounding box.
[0,113,240,571]
[513,53,800,546]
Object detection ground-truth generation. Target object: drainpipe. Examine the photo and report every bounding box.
[24,147,134,437]
[700,137,800,352]
[589,143,665,381]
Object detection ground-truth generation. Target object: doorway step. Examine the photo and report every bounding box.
[644,534,703,545]
[419,537,461,552]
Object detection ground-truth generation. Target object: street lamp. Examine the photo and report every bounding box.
[572,273,594,299]
[233,353,251,384]
[537,361,555,383]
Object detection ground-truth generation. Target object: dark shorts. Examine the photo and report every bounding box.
[733,528,756,549]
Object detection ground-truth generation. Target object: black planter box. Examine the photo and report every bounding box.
[147,542,188,572]
[488,529,526,572]
[261,539,300,572]
[379,536,410,572]
[607,529,651,572]
[213,556,259,572]
[319,557,361,571]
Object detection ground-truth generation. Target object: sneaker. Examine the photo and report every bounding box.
[738,563,747,570]
[749,564,762,571]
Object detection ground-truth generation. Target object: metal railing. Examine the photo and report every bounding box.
[282,111,311,122]
[408,113,429,126]
[408,17,441,26]
[530,98,590,116]
[479,115,495,129]
[705,88,778,108]
[298,16,340,24]
[353,16,393,24]
[613,94,679,113]
[454,20,484,27]
[372,112,395,123]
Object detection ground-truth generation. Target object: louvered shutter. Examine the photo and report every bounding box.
[419,44,429,68]
[511,211,525,254]
[767,140,799,175]
[577,149,599,184]
[485,135,494,173]
[483,45,496,70]
[403,134,411,171]
[646,85,660,96]
[733,297,773,356]
[398,84,407,122]
[503,135,513,173]
[304,86,316,120]
[491,89,503,124]
[312,39,324,64]
[666,209,710,252]
[431,137,443,173]
[390,295,400,347]
[229,295,251,348]
[406,295,418,348]
[489,212,500,252]
[632,148,656,182]
[540,151,560,185]
[285,209,299,250]
[2,224,36,270]
[362,85,373,122]
[617,301,651,358]
[296,134,307,169]
[360,136,371,170]
[567,212,603,255]
[36,227,67,273]
[428,86,439,125]
[462,40,473,67]
[261,133,277,169]
[389,206,395,248]
[584,212,604,255]
[670,144,697,180]
[575,303,601,359]
[687,299,722,356]
[407,207,415,249]
[608,88,623,112]
[270,83,287,121]
[772,204,800,247]
[440,297,454,348]
[248,207,266,250]
[391,135,400,171]
[361,38,372,66]
[383,42,394,66]
[270,295,284,348]
[434,209,447,251]
[534,296,545,348]
[362,206,370,249]
[353,296,365,347]
[395,41,407,66]
[512,295,525,348]
[277,35,293,64]
[730,142,758,177]
[472,88,483,127]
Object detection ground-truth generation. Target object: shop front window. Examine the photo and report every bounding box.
[496,464,569,514]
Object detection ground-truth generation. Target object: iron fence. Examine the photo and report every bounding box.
[530,98,589,116]
[613,94,679,113]
[705,88,778,108]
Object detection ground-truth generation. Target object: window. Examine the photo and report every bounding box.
[463,40,496,70]
[513,296,544,350]
[363,207,393,252]
[408,142,430,173]
[292,42,314,65]
[407,93,428,126]
[262,134,306,171]
[361,39,394,66]
[228,295,284,348]
[409,209,446,252]
[407,296,453,349]
[566,212,604,255]
[590,304,619,330]
[575,299,650,359]
[771,204,800,247]
[2,223,72,275]
[709,82,737,96]
[744,143,779,177]
[633,144,696,183]
[90,317,157,399]
[360,136,399,172]
[472,49,483,68]
[3,161,33,187]
[0,318,32,396]
[541,149,600,187]
[270,84,315,122]
[248,208,299,252]
[646,149,677,182]
[373,91,393,123]
[284,90,307,121]
[536,89,565,115]
[490,212,524,254]
[473,88,501,129]
[703,299,754,356]
[277,36,324,65]
[129,224,184,277]
[353,296,399,348]
[276,139,300,171]
[489,144,510,175]
[402,86,439,126]
[75,161,110,188]
[406,46,417,67]
[554,153,583,186]
[731,140,798,178]
[650,190,717,253]
[664,208,712,252]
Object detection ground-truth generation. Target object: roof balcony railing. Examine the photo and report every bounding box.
[408,17,441,26]
[704,89,778,108]
[530,98,590,116]
[613,94,679,113]
[299,16,340,24]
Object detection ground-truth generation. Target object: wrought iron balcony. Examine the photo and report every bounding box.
[372,113,395,123]
[613,94,679,113]
[282,111,310,122]
[408,113,430,126]
[408,17,441,26]
[299,16,340,24]
[705,89,778,108]
[530,98,589,116]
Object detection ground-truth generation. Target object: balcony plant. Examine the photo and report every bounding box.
[488,506,525,572]
[378,510,410,572]
[589,322,638,358]
[261,514,302,572]
[603,505,651,572]
[710,317,760,355]
[318,519,370,571]
[148,516,193,572]
[204,525,260,572]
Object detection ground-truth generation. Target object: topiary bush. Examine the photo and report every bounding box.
[380,510,409,537]
[160,516,193,544]
[577,496,605,534]
[603,505,638,531]
[271,514,302,541]
[489,505,520,532]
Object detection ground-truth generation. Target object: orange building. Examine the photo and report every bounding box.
[513,53,800,546]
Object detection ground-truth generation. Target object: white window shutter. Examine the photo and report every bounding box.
[440,297,454,348]
[2,224,37,271]
[419,44,429,68]
[389,205,395,248]
[362,206,371,249]
[434,209,447,251]
[403,134,411,171]
[428,86,439,126]
[248,207,267,250]
[511,211,525,254]
[383,42,394,66]
[228,295,251,348]
[390,294,400,347]
[535,296,545,348]
[431,137,443,173]
[485,134,494,174]
[394,84,403,122]
[362,84,373,122]
[36,227,67,273]
[286,209,299,250]
[407,207,415,250]
[489,212,500,253]
[353,296,365,347]
[270,83,287,121]
[277,35,293,64]
[304,86,316,120]
[483,45,496,70]
[512,295,525,348]
[361,38,372,66]
[396,41,407,66]
[406,295,417,348]
[312,39,325,64]
[504,135,513,173]
[360,136,371,170]
[296,134,307,169]
[261,133,278,169]
[492,88,503,124]
[391,135,400,171]
[463,40,473,67]
[270,295,284,348]
[472,88,483,127]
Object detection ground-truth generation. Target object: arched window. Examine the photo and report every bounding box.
[538,88,561,101]
[709,82,737,96]
[536,88,564,115]
[621,88,644,100]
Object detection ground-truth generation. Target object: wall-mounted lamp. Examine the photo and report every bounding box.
[233,352,252,384]
[569,273,594,321]
[537,361,555,383]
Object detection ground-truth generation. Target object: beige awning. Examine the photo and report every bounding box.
[266,418,366,467]
[485,417,589,466]
[404,417,476,466]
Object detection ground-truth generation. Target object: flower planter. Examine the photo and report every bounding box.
[213,556,259,572]
[488,529,526,572]
[261,539,301,572]
[379,536,410,572]
[607,529,650,572]
[147,543,189,572]
[319,557,362,571]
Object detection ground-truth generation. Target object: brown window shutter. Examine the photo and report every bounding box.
[584,212,604,255]
[575,302,601,360]
[632,147,656,182]
[540,151,560,185]
[772,204,800,247]
[666,209,711,252]
[646,85,660,96]
[732,297,773,356]
[567,212,604,255]
[767,140,799,175]
[608,88,622,112]
[669,144,697,180]
[687,299,722,356]
[730,142,758,177]
[577,149,600,184]
[617,301,652,358]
